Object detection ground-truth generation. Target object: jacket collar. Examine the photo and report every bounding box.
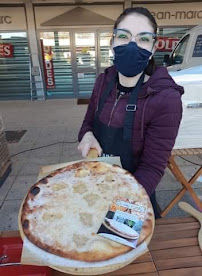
[104,65,184,98]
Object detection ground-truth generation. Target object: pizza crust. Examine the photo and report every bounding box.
[21,161,154,262]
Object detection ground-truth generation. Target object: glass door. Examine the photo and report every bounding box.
[40,31,74,98]
[73,32,97,97]
[98,31,113,74]
[39,30,113,99]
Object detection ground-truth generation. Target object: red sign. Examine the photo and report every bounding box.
[41,40,55,89]
[156,37,180,52]
[0,44,13,57]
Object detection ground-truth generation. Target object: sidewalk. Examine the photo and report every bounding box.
[0,99,201,231]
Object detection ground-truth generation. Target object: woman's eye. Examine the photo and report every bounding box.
[118,34,128,39]
[139,37,150,42]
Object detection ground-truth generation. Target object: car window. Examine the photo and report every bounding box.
[170,35,189,65]
[192,35,202,57]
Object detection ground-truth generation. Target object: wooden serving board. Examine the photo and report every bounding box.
[3,216,202,275]
[179,202,202,251]
[18,160,155,275]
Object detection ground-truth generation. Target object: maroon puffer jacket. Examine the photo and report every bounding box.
[78,65,184,196]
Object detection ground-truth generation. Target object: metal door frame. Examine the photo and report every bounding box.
[70,29,98,98]
[97,28,113,75]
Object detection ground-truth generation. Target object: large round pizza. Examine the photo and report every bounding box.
[20,161,154,270]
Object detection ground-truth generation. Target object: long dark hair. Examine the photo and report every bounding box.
[113,7,158,75]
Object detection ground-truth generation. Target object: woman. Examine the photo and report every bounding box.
[77,7,184,218]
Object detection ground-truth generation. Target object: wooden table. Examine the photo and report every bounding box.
[1,216,201,276]
[161,148,202,217]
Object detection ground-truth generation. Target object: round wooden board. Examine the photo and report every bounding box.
[19,200,154,275]
[18,164,155,276]
[50,228,154,275]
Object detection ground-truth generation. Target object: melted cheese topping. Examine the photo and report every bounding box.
[24,162,146,254]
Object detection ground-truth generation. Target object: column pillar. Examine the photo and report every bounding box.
[24,0,45,100]
[124,0,132,10]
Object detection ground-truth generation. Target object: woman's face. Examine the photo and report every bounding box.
[113,13,156,52]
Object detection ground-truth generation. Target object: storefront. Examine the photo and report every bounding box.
[0,6,30,100]
[39,30,114,98]
[36,4,122,99]
[0,1,202,100]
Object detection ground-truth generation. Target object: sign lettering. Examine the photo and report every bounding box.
[40,40,55,89]
[156,37,180,52]
[0,16,12,24]
[151,10,202,20]
[0,44,14,57]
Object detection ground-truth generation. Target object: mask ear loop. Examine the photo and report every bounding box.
[110,36,115,59]
[149,37,157,60]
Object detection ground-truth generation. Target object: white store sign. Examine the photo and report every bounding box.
[0,7,27,30]
[133,3,202,26]
[34,5,123,29]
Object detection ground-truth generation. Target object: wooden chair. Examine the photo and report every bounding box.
[161,148,202,217]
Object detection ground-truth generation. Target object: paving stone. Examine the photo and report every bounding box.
[9,162,24,176]
[156,189,202,218]
[60,154,83,163]
[0,176,17,201]
[18,163,44,176]
[6,175,37,200]
[65,128,80,141]
[8,141,35,155]
[62,143,80,156]
[28,144,63,157]
[26,156,61,165]
[0,200,22,231]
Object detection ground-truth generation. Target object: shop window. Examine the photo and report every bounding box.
[170,35,189,65]
[99,32,113,68]
[0,32,30,100]
[154,27,190,65]
[40,31,73,97]
[192,35,202,57]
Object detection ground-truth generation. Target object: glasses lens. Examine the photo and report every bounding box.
[113,29,131,45]
[136,33,155,48]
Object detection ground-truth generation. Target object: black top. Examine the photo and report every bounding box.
[117,76,134,98]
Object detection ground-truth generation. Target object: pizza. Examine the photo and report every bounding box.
[21,161,154,262]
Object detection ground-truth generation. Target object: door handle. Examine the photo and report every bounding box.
[186,103,202,108]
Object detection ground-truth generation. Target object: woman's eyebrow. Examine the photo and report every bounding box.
[117,28,131,33]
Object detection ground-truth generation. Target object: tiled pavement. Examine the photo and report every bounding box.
[0,99,201,231]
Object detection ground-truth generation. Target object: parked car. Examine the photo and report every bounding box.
[164,25,202,72]
[169,65,202,149]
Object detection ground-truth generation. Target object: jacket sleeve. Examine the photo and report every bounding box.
[133,90,183,196]
[78,74,104,142]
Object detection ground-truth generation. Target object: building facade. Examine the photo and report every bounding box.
[0,0,202,100]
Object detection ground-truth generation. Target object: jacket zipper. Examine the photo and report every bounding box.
[107,91,152,126]
[107,92,124,126]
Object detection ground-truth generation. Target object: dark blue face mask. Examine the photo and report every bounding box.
[113,41,152,77]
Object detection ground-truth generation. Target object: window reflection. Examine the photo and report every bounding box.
[40,31,73,96]
[75,33,95,68]
[100,32,113,68]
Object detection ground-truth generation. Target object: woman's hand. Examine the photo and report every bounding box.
[77,131,102,158]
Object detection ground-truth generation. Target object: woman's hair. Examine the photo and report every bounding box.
[113,7,158,75]
[114,7,157,34]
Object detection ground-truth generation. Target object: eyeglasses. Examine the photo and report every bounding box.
[113,28,157,49]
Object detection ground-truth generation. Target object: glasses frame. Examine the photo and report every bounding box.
[112,28,157,46]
